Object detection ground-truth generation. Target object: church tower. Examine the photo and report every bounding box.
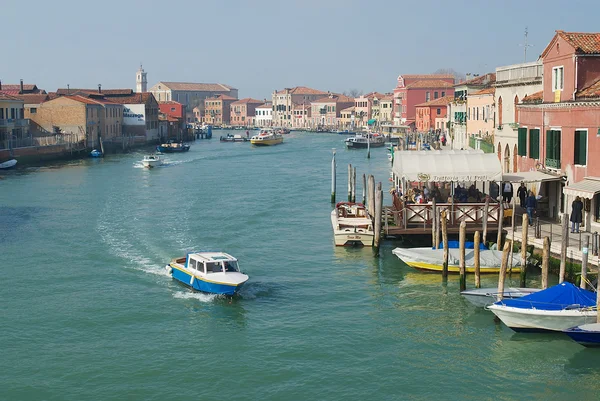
[136,64,147,93]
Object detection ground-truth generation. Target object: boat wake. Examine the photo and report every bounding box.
[172,290,220,303]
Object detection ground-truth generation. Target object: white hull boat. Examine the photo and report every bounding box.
[461,287,541,307]
[142,155,162,168]
[0,159,17,169]
[331,202,374,246]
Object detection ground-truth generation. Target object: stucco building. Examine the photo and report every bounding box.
[309,94,354,129]
[0,93,28,150]
[203,94,237,126]
[230,98,263,126]
[415,96,452,132]
[255,102,273,127]
[272,86,328,127]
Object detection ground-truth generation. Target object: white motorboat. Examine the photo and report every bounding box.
[141,155,162,168]
[250,128,283,146]
[0,159,17,169]
[487,282,597,332]
[461,287,541,308]
[331,202,374,246]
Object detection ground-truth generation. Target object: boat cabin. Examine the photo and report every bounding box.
[185,252,240,274]
[336,202,368,218]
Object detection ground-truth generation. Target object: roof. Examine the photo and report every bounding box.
[415,96,453,107]
[576,77,600,100]
[0,93,23,101]
[205,94,238,101]
[61,95,113,105]
[341,106,356,112]
[362,92,386,99]
[472,88,495,95]
[556,31,600,54]
[158,100,182,105]
[256,102,272,109]
[455,73,496,87]
[521,91,543,104]
[502,171,564,183]
[15,94,50,104]
[102,93,156,105]
[380,95,394,101]
[402,74,455,79]
[312,94,354,103]
[56,88,134,96]
[0,84,39,91]
[406,80,455,89]
[564,177,600,199]
[231,97,263,105]
[391,149,503,182]
[156,82,236,91]
[275,86,328,95]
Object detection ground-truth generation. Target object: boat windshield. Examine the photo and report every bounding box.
[206,262,223,273]
[222,261,239,272]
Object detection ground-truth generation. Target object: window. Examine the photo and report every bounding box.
[552,66,564,91]
[545,129,561,168]
[425,92,430,102]
[517,128,527,156]
[441,91,446,97]
[529,129,540,159]
[436,108,441,115]
[170,107,176,112]
[30,107,37,114]
[574,130,587,165]
[434,91,439,99]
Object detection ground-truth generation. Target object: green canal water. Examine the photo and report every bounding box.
[1,132,599,400]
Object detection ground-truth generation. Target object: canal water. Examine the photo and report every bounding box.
[1,132,599,400]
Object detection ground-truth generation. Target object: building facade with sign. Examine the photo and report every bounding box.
[517,30,600,227]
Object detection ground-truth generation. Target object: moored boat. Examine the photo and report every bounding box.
[331,202,374,246]
[165,251,249,295]
[0,159,17,169]
[90,149,103,158]
[156,140,190,153]
[391,247,523,274]
[220,134,248,142]
[345,132,386,149]
[564,323,600,347]
[250,128,284,146]
[487,282,597,332]
[461,287,541,307]
[141,155,162,168]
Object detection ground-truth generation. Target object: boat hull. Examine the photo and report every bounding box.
[250,138,283,146]
[169,264,245,296]
[0,159,17,169]
[156,145,190,153]
[488,305,597,332]
[345,140,386,149]
[461,287,540,307]
[564,323,600,346]
[404,260,521,274]
[333,232,374,246]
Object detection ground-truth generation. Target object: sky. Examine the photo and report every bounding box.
[1,0,599,100]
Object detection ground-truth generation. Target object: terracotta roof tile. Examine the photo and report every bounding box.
[472,87,495,95]
[231,97,263,105]
[312,94,354,103]
[0,93,23,101]
[104,93,156,105]
[157,82,236,91]
[275,86,328,95]
[402,74,454,79]
[341,106,356,112]
[521,91,543,103]
[256,102,272,108]
[455,73,496,87]
[576,77,600,100]
[56,88,134,96]
[415,96,453,107]
[205,94,237,101]
[158,100,182,105]
[14,94,50,104]
[558,31,600,54]
[0,84,39,91]
[406,80,455,89]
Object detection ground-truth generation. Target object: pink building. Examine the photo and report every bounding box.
[517,30,600,226]
[310,94,354,129]
[354,92,385,127]
[393,74,455,129]
[230,98,263,126]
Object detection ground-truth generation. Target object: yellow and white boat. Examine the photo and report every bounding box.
[250,128,284,146]
[331,202,374,246]
[391,247,523,274]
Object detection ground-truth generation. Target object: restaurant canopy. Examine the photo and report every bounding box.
[563,177,600,199]
[502,171,564,183]
[392,150,503,183]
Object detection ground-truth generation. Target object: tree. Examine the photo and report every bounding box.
[343,89,363,98]
[433,68,465,83]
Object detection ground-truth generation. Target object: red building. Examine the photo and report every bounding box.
[158,101,186,120]
[393,74,455,129]
[415,96,452,132]
[517,30,600,228]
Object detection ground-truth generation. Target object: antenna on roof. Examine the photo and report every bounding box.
[519,27,534,63]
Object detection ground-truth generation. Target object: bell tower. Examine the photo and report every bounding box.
[136,64,147,93]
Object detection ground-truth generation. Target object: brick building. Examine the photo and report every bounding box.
[230,98,263,126]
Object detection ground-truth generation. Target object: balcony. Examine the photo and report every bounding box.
[15,119,29,127]
[545,158,561,169]
[0,119,15,127]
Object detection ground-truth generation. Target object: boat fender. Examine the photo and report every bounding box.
[189,275,195,286]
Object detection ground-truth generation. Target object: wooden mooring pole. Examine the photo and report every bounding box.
[497,201,504,250]
[347,164,352,202]
[362,174,366,205]
[367,175,375,217]
[560,214,569,283]
[520,214,528,287]
[581,235,590,290]
[474,231,481,288]
[482,197,489,246]
[442,210,449,279]
[351,167,356,203]
[431,199,437,249]
[496,240,511,302]
[510,197,516,271]
[541,236,549,290]
[374,182,383,253]
[331,149,336,203]
[459,220,466,292]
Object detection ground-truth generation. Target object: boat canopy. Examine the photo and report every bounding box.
[392,149,502,183]
[496,282,596,310]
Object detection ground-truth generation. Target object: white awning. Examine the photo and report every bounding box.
[392,150,503,182]
[502,171,564,183]
[563,177,600,199]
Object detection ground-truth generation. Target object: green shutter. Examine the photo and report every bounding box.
[529,129,540,159]
[554,130,561,162]
[574,130,587,165]
[518,128,527,156]
[546,130,553,161]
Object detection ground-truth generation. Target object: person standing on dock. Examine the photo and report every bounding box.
[570,196,584,233]
[502,182,513,203]
[517,183,527,208]
[525,191,537,225]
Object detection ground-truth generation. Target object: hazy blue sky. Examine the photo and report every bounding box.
[1,0,599,99]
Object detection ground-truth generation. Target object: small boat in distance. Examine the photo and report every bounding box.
[461,287,541,308]
[0,159,17,169]
[90,149,103,158]
[220,134,248,142]
[331,202,374,246]
[345,132,386,149]
[250,128,284,146]
[141,155,162,168]
[166,251,249,295]
[564,323,600,347]
[156,140,190,153]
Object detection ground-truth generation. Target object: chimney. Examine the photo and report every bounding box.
[98,84,102,94]
[0,80,2,91]
[67,84,70,95]
[20,79,24,94]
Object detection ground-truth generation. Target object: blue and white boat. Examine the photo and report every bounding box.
[564,323,600,347]
[90,149,103,157]
[487,282,597,332]
[166,252,248,295]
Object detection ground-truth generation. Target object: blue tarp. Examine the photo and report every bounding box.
[438,241,487,250]
[497,282,596,310]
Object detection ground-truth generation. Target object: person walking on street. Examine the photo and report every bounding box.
[570,196,584,233]
[502,182,514,203]
[525,191,537,225]
[517,183,527,208]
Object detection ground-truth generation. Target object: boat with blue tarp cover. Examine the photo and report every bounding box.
[165,251,248,295]
[488,282,597,332]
